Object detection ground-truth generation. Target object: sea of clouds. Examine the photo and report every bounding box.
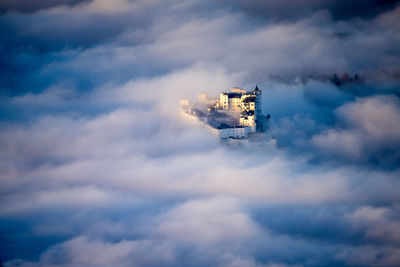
[1,0,400,266]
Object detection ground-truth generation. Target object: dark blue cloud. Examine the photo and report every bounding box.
[0,0,87,13]
[217,0,400,21]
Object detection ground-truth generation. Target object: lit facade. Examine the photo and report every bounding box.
[180,86,267,140]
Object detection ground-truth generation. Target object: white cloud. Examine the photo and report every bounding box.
[312,95,400,162]
[2,1,400,266]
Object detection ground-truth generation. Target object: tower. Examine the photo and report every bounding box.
[254,85,263,131]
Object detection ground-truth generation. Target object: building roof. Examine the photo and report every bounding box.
[192,109,206,117]
[207,119,230,130]
[242,96,256,103]
[226,92,241,98]
[241,110,254,116]
[208,120,246,130]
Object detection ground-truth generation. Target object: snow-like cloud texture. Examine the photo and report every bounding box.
[1,0,400,266]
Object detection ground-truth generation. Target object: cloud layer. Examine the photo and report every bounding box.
[1,0,400,266]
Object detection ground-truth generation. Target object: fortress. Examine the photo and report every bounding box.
[181,86,270,139]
